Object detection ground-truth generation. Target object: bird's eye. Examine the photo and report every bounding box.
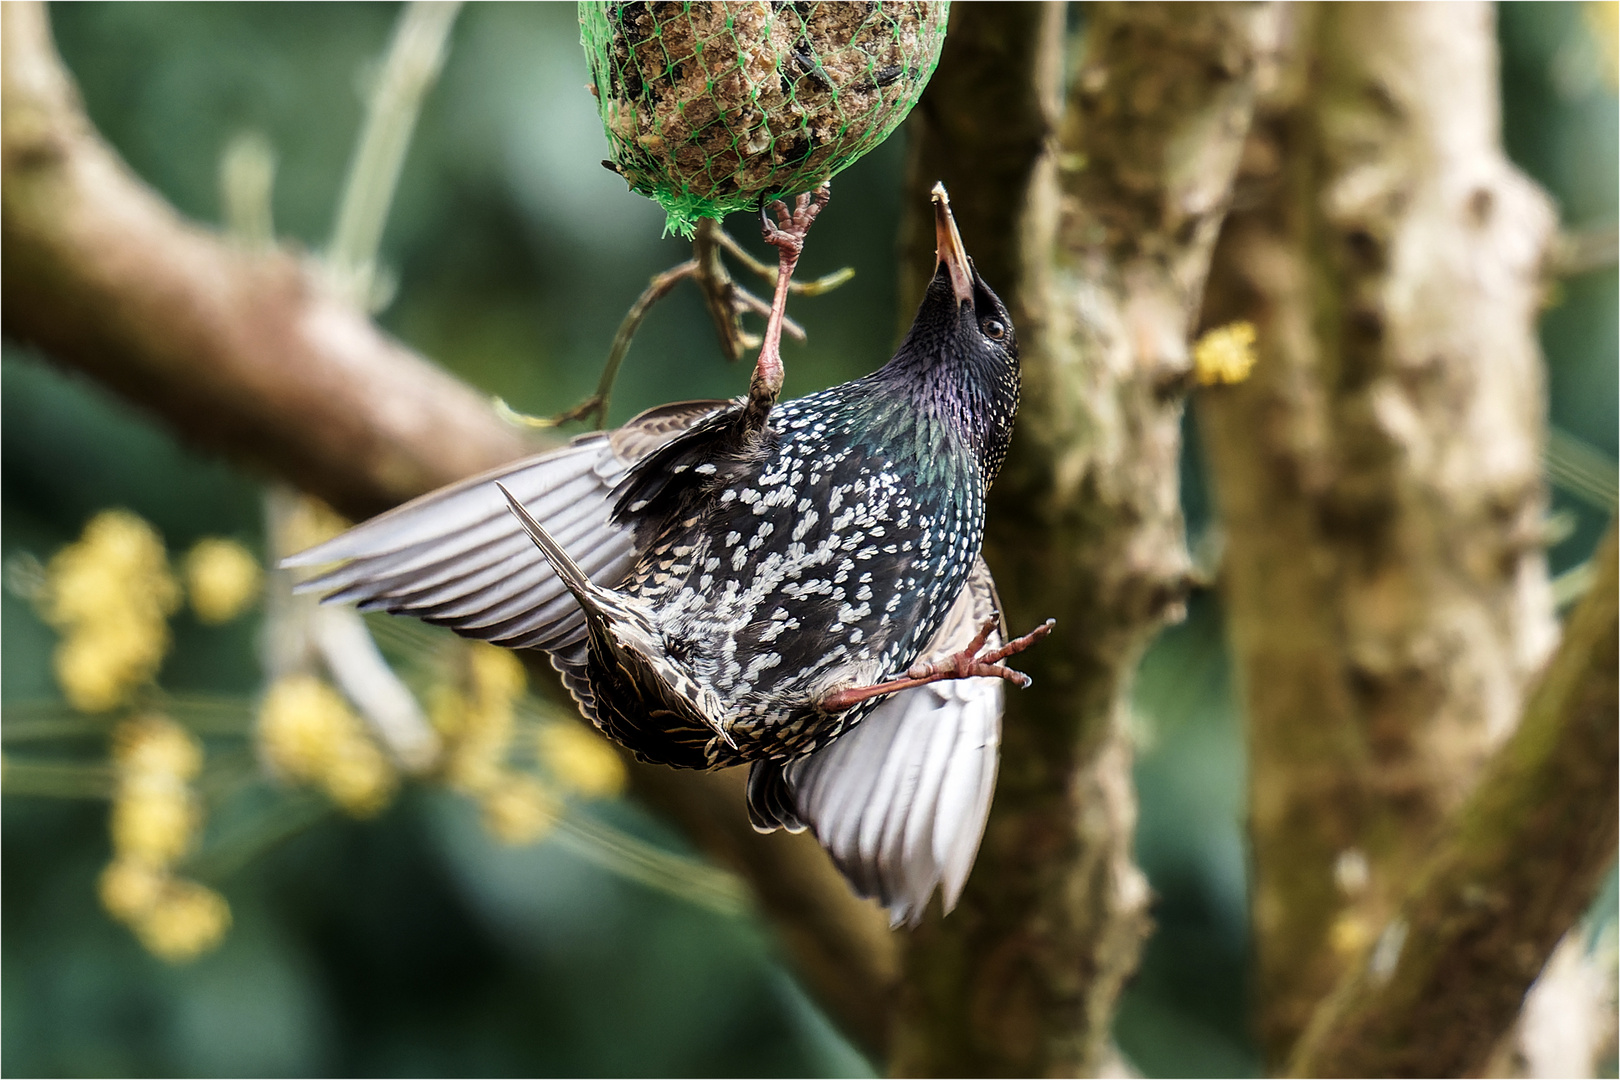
[982,318,1006,340]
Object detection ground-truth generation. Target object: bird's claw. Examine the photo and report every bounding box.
[906,615,1056,688]
[819,615,1056,713]
[761,183,832,257]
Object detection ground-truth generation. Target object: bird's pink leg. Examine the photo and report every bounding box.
[741,184,831,434]
[819,617,1057,714]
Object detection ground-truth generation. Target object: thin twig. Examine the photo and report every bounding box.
[713,225,857,296]
[500,215,852,429]
[325,1,462,310]
[499,259,700,430]
[1,756,117,798]
[1546,223,1620,279]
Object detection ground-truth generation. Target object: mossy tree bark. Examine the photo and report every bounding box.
[1195,2,1563,1066]
[891,4,1281,1073]
[1288,525,1617,1078]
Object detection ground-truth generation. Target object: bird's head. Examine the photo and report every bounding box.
[884,182,1020,482]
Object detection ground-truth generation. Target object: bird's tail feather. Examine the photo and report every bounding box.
[495,482,597,605]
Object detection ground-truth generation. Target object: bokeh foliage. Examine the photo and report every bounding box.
[2,3,1614,1076]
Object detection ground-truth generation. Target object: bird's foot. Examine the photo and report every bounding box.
[743,183,832,433]
[818,615,1057,713]
[760,184,832,263]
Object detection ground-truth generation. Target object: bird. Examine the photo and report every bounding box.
[284,182,1053,926]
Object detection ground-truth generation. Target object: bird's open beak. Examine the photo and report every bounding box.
[932,182,974,308]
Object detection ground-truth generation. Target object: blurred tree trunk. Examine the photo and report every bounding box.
[1195,2,1562,1067]
[1289,525,1618,1077]
[892,4,1280,1073]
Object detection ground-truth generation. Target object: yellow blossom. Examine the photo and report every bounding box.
[183,538,263,624]
[111,783,199,864]
[281,497,351,556]
[38,510,179,712]
[469,644,527,704]
[1589,2,1618,89]
[1193,321,1259,387]
[428,683,469,739]
[481,774,558,845]
[320,746,396,819]
[113,714,203,780]
[108,716,203,864]
[132,878,232,963]
[442,644,528,795]
[258,675,397,817]
[1328,911,1376,958]
[538,723,627,799]
[40,510,179,627]
[98,858,168,922]
[53,616,170,713]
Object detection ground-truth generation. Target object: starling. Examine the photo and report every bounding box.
[286,183,1052,925]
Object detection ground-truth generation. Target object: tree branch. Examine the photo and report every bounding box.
[0,1,528,521]
[0,0,896,1050]
[891,4,1281,1073]
[1195,4,1562,1062]
[1288,524,1618,1078]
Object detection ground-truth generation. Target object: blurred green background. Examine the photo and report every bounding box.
[3,3,1614,1076]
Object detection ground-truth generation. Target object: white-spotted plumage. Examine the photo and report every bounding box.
[286,205,1030,927]
[746,556,1003,926]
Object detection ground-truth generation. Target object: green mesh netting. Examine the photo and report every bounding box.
[581,1,950,237]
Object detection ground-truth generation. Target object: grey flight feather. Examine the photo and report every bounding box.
[749,556,1005,927]
[282,401,729,654]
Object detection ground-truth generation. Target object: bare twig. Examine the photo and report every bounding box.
[499,217,846,430]
[499,259,699,430]
[711,224,856,297]
[325,0,462,310]
[1546,222,1620,279]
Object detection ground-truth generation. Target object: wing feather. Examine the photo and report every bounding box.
[282,401,729,654]
[758,556,1007,927]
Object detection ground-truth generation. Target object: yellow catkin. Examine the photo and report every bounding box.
[1193,321,1259,387]
[537,723,627,799]
[1589,2,1619,89]
[132,878,232,963]
[257,675,396,817]
[183,538,263,624]
[111,784,199,865]
[112,714,203,780]
[1328,911,1376,958]
[98,858,168,922]
[281,497,351,557]
[481,774,559,845]
[469,644,528,704]
[39,510,179,712]
[53,617,169,713]
[108,716,203,865]
[444,645,529,795]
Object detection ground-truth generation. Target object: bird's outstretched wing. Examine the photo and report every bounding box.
[747,556,1005,928]
[282,400,730,653]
